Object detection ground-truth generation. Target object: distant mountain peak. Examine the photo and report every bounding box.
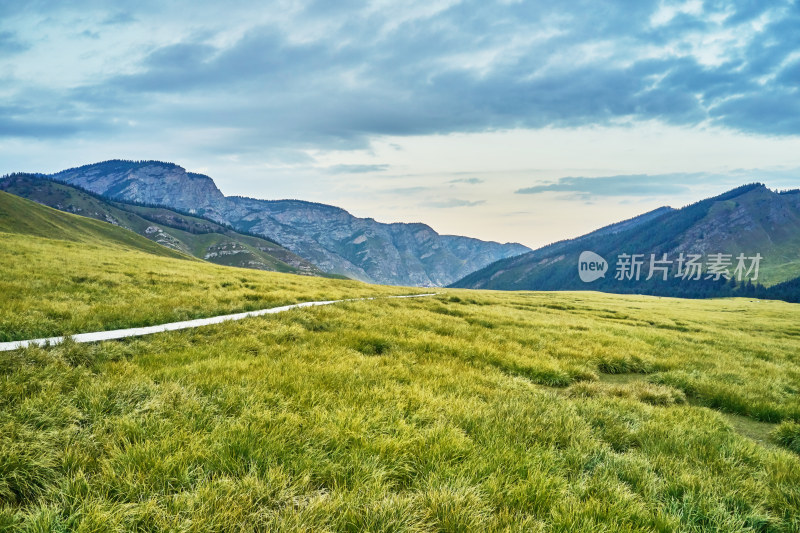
[57,159,184,174]
[51,160,227,216]
[0,174,328,277]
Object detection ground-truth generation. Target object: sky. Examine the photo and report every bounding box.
[1,0,799,248]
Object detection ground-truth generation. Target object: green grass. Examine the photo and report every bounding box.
[0,179,327,276]
[2,193,800,531]
[0,192,417,341]
[2,292,800,531]
[0,191,187,259]
[772,422,800,454]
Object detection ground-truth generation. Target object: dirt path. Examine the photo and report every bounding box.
[0,293,437,352]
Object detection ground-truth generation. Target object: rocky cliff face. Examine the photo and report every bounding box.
[48,160,529,286]
[226,198,530,285]
[53,161,227,218]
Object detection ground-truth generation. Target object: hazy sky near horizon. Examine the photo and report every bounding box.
[2,0,800,248]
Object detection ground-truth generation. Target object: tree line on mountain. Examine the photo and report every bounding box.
[50,159,183,176]
[581,274,800,303]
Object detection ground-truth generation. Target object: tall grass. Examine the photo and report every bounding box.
[2,292,799,531]
[0,232,414,341]
[2,211,800,530]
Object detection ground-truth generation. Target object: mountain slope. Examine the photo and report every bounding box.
[225,196,530,285]
[452,184,800,297]
[48,160,530,286]
[0,174,327,276]
[53,160,227,216]
[0,190,191,260]
[0,190,406,341]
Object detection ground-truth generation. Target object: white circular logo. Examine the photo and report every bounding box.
[578,251,607,282]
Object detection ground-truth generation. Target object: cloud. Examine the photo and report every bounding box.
[422,198,486,208]
[0,31,28,53]
[101,12,137,25]
[326,164,390,174]
[516,174,702,197]
[449,177,484,184]
[385,186,429,195]
[2,0,800,153]
[0,116,81,138]
[514,167,800,201]
[710,90,800,135]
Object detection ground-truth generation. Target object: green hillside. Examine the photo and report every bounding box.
[0,175,326,276]
[453,184,800,300]
[0,191,189,260]
[0,191,410,341]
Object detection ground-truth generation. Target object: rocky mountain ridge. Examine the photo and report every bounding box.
[48,160,529,286]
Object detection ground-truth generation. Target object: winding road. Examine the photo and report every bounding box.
[0,293,437,352]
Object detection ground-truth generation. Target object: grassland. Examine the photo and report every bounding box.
[2,291,800,531]
[0,192,414,342]
[2,192,800,531]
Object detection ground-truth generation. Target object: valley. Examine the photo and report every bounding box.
[41,160,530,286]
[1,182,799,531]
[6,2,800,530]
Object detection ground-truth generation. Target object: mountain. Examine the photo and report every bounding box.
[0,174,327,277]
[46,160,530,286]
[53,160,227,216]
[0,190,190,261]
[451,184,800,299]
[222,196,530,286]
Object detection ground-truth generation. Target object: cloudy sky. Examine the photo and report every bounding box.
[2,0,799,248]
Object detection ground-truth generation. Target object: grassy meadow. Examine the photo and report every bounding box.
[3,291,800,531]
[0,192,414,342]
[2,191,800,531]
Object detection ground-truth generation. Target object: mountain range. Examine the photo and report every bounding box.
[451,183,800,299]
[35,160,530,286]
[0,174,327,277]
[3,160,799,300]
